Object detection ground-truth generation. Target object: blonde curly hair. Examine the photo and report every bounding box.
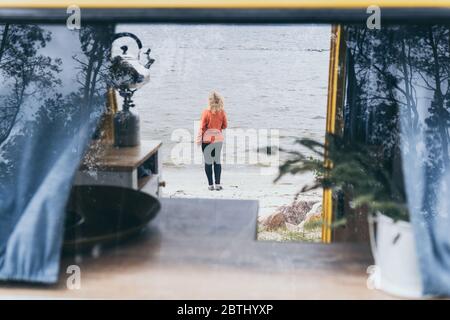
[208,91,224,113]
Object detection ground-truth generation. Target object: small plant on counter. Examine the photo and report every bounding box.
[276,133,409,224]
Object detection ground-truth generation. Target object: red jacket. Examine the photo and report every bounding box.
[197,109,228,143]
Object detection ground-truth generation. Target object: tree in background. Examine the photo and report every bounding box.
[0,24,61,145]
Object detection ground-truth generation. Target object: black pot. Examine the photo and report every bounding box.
[64,185,160,252]
[114,108,140,147]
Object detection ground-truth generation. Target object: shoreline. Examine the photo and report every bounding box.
[162,165,322,218]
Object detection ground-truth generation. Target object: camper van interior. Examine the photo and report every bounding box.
[1,1,450,299]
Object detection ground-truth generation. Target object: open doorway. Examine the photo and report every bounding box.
[115,24,331,242]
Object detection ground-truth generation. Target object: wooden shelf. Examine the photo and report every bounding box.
[79,140,162,172]
[137,175,152,190]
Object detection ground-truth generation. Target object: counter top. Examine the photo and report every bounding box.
[0,198,391,299]
[79,139,162,172]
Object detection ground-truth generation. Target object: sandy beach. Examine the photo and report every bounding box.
[162,165,323,218]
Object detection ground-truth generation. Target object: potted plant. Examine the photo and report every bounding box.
[277,134,424,298]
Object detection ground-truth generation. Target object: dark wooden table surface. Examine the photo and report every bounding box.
[0,198,391,299]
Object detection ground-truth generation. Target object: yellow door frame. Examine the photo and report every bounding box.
[321,24,343,243]
[1,1,450,9]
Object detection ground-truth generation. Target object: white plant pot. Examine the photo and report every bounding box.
[368,213,423,298]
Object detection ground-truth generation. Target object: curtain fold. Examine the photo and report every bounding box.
[0,24,113,283]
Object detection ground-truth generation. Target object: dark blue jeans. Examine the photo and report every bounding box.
[202,142,223,186]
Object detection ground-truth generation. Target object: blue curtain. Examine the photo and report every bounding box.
[399,66,450,295]
[344,25,450,296]
[0,24,113,283]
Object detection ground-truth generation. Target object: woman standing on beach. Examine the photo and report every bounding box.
[197,91,228,191]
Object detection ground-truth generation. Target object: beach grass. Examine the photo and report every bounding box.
[257,224,321,243]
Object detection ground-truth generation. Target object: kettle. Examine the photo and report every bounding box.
[110,32,155,91]
[110,32,155,148]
